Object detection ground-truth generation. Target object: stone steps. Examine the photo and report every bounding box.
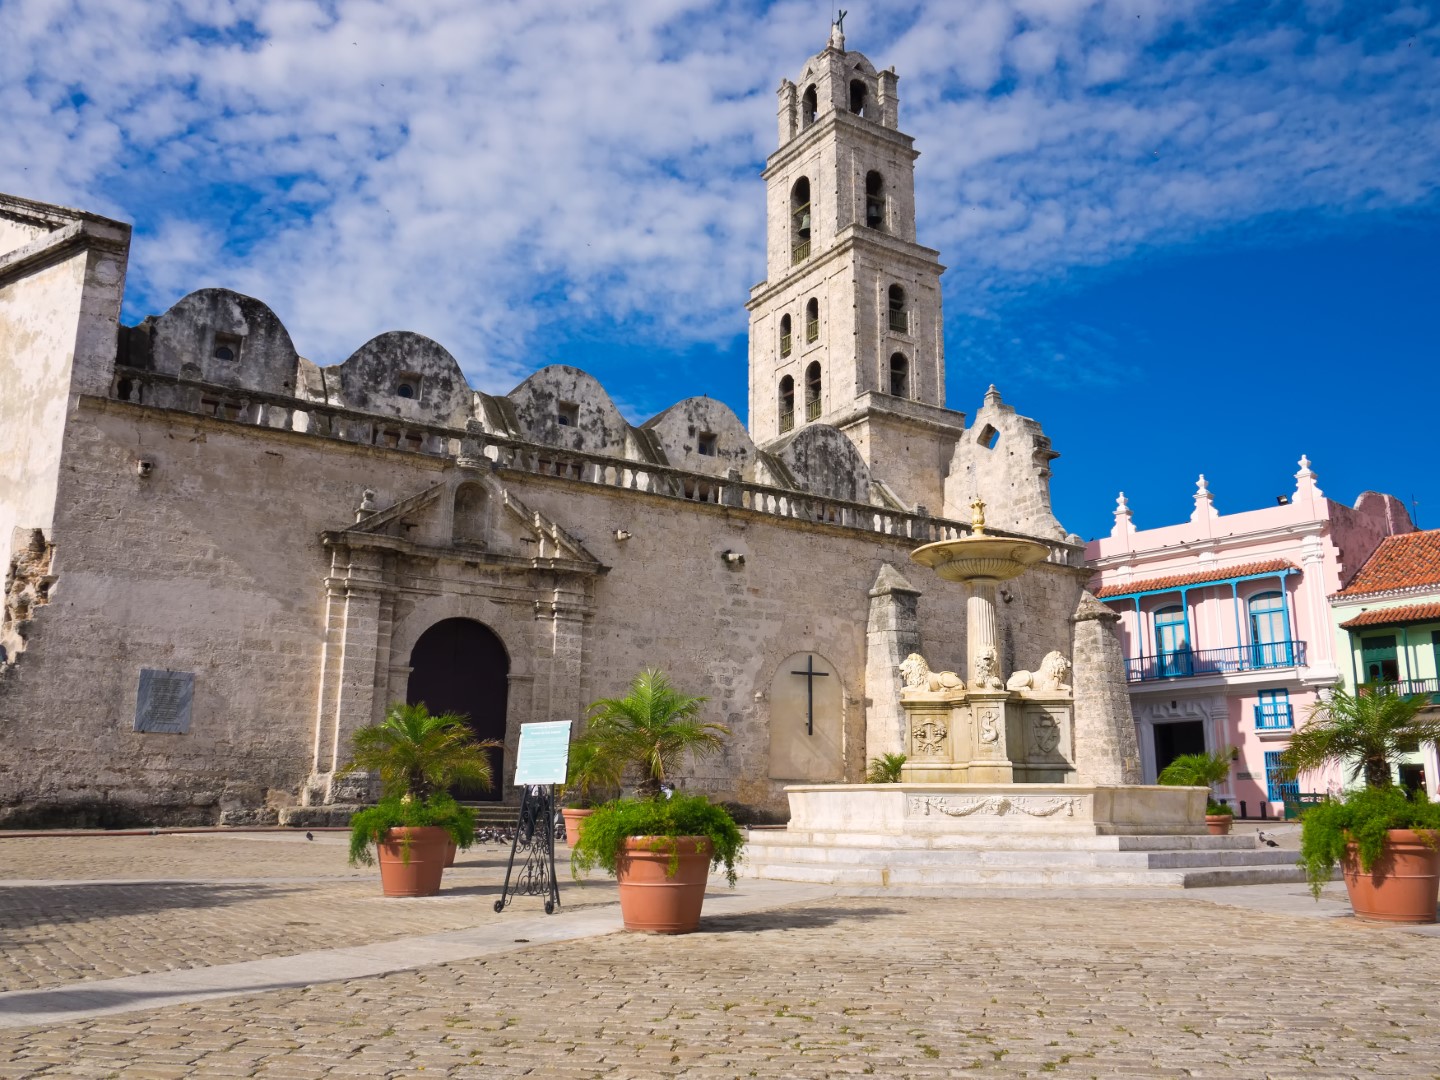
[745,827,1260,852]
[740,829,1308,889]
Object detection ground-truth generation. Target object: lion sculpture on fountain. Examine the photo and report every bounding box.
[1005,650,1073,693]
[971,645,1006,690]
[898,653,965,693]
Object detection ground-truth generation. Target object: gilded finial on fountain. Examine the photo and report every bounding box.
[970,496,987,534]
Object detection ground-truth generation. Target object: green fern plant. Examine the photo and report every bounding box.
[1297,786,1440,898]
[569,793,744,886]
[866,753,907,783]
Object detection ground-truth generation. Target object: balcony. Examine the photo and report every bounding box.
[792,241,810,264]
[806,398,822,422]
[1124,640,1307,683]
[806,318,819,343]
[778,409,794,434]
[889,310,908,333]
[1255,702,1294,730]
[1368,677,1440,702]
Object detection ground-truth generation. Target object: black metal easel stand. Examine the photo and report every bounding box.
[493,784,560,915]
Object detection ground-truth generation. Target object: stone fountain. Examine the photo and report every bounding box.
[744,501,1220,882]
[903,498,1061,784]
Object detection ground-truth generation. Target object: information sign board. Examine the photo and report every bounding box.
[512,720,572,786]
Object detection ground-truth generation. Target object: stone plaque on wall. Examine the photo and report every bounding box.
[134,669,195,734]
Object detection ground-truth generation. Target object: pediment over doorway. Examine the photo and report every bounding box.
[321,472,606,576]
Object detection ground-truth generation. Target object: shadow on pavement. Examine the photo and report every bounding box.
[0,881,312,934]
[0,977,316,1024]
[695,906,903,934]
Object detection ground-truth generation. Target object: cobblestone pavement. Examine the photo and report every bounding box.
[0,833,369,882]
[3,897,1440,1077]
[3,834,1440,1078]
[0,835,612,993]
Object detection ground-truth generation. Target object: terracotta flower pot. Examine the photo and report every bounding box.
[1205,814,1233,836]
[377,826,450,897]
[615,836,713,934]
[1341,829,1440,923]
[561,807,594,849]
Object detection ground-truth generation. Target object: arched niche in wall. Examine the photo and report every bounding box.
[452,481,490,546]
[767,651,844,781]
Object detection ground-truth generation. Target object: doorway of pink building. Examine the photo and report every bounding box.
[1153,720,1206,779]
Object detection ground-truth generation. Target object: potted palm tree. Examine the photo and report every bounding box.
[1281,681,1440,922]
[558,734,623,848]
[1157,749,1235,834]
[568,669,742,933]
[346,702,500,897]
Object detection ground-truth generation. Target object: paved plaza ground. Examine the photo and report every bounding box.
[2,828,1439,1078]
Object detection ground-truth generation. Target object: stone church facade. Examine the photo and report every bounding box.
[0,29,1122,827]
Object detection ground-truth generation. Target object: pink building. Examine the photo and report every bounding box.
[1085,458,1412,816]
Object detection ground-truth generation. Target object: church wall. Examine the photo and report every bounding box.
[640,398,755,478]
[504,475,1087,816]
[0,396,458,825]
[0,225,128,590]
[0,252,86,582]
[0,385,1089,824]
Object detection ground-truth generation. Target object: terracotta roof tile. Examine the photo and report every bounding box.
[1094,558,1295,599]
[1335,530,1440,597]
[1339,602,1440,629]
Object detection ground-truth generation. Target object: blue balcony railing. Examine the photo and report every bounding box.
[1125,640,1306,683]
[1255,702,1294,730]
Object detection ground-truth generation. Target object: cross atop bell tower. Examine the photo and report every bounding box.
[745,29,954,511]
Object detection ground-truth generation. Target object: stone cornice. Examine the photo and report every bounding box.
[746,230,944,309]
[0,217,131,289]
[762,109,916,178]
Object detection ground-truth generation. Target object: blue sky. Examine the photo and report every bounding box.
[4,0,1437,541]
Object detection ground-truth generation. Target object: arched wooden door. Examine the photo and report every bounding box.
[407,618,508,801]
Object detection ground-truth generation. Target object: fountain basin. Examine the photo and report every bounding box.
[910,535,1050,583]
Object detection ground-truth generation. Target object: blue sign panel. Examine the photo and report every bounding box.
[512,720,573,786]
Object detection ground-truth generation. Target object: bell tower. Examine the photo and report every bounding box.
[745,23,961,512]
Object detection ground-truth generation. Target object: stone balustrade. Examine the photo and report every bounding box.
[108,365,1082,561]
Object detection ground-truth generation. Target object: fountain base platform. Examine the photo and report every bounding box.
[739,784,1308,888]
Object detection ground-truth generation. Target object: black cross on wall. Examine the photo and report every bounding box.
[791,654,830,736]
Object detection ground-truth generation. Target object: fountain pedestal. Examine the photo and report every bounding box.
[900,684,1076,786]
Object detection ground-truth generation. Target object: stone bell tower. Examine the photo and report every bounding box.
[745,21,962,513]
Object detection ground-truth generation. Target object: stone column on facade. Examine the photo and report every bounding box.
[1070,590,1142,785]
[530,576,592,765]
[864,563,922,760]
[967,578,1001,687]
[308,546,388,804]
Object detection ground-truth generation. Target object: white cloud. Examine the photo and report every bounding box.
[0,0,1436,399]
